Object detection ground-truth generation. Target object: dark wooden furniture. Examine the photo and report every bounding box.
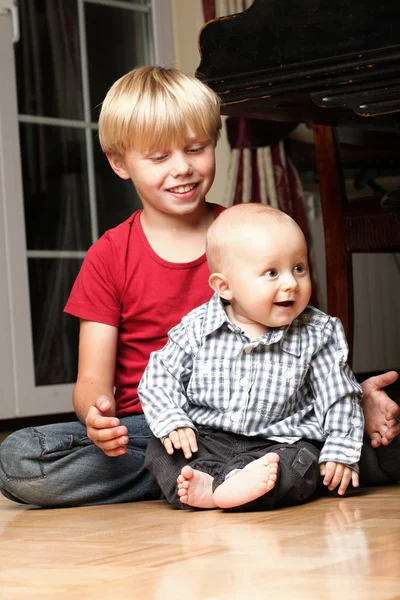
[197,0,400,359]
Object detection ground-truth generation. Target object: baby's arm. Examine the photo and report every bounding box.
[139,327,197,441]
[310,317,364,471]
[74,320,128,456]
[320,461,359,495]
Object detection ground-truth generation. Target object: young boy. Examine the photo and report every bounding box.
[0,66,399,508]
[139,204,365,511]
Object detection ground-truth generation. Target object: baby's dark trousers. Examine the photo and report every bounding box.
[145,426,322,511]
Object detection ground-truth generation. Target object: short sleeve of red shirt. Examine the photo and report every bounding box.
[64,218,132,327]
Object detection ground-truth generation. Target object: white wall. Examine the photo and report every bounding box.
[171,0,230,207]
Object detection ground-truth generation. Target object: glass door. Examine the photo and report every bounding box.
[0,0,173,417]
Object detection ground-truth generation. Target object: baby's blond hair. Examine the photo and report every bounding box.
[98,66,222,155]
[206,204,300,273]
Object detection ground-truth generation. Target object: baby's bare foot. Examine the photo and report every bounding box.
[177,466,216,509]
[213,452,280,509]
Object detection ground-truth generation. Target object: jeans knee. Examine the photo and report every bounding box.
[0,428,46,480]
[0,429,47,505]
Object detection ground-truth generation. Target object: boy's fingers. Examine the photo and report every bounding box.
[100,436,129,451]
[95,426,127,442]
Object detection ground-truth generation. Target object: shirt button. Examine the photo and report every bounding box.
[244,347,252,354]
[352,418,362,428]
[203,363,210,374]
[240,377,249,387]
[231,412,240,422]
[286,368,293,380]
[345,448,355,457]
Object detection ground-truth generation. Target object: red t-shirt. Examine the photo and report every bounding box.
[64,204,224,416]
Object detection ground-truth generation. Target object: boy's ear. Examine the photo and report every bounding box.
[106,152,131,180]
[209,272,233,300]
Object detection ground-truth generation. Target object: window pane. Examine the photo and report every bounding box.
[93,132,142,235]
[85,4,150,120]
[20,124,92,251]
[15,0,84,120]
[28,259,82,386]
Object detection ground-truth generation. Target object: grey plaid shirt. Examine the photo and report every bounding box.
[139,293,364,468]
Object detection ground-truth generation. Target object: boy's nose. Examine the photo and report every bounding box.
[170,156,193,177]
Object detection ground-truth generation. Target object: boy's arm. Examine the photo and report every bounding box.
[309,317,364,470]
[73,320,128,457]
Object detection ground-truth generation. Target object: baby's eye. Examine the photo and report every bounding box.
[265,269,278,278]
[150,154,168,162]
[294,264,305,274]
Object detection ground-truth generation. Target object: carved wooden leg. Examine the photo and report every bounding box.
[312,124,354,363]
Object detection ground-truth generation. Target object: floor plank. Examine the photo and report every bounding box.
[1,486,400,599]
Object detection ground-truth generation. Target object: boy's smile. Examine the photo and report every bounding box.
[107,130,216,219]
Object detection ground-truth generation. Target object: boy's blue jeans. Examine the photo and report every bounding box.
[0,415,162,507]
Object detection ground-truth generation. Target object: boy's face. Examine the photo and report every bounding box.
[107,130,216,218]
[221,221,312,331]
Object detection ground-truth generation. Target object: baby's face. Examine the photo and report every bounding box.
[225,220,312,330]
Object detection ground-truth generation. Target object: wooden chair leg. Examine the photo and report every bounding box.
[312,124,354,364]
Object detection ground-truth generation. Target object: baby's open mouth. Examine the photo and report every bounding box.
[274,301,294,307]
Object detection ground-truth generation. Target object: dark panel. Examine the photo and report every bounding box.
[20,123,91,251]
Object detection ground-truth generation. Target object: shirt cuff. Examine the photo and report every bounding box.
[319,435,363,468]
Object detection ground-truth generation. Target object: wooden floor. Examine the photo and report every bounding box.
[1,487,400,599]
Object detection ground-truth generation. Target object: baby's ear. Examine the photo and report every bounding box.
[209,272,232,300]
[106,152,131,180]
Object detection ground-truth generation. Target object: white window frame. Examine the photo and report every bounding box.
[0,0,175,418]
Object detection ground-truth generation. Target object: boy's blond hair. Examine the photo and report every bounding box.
[206,204,300,273]
[98,66,222,155]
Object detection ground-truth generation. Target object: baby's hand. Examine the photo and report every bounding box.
[85,396,128,457]
[163,428,198,459]
[320,461,359,496]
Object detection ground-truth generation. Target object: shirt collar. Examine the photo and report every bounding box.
[279,319,302,356]
[201,293,231,337]
[201,293,302,357]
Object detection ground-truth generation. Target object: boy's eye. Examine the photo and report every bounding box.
[294,264,305,274]
[150,154,168,162]
[187,146,205,154]
[265,269,278,278]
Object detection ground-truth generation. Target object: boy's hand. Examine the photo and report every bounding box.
[85,395,128,457]
[163,428,198,459]
[320,462,359,495]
